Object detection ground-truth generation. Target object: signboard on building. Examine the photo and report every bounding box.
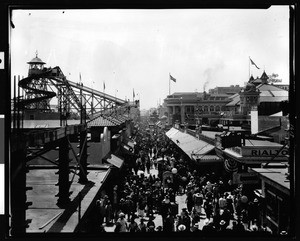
[233,172,259,185]
[241,146,289,158]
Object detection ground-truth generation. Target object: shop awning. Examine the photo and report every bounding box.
[106,154,124,168]
[193,155,222,163]
[165,127,215,158]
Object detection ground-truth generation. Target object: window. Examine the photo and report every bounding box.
[210,106,214,112]
[29,114,34,120]
[204,106,208,112]
[215,106,220,111]
[265,189,278,223]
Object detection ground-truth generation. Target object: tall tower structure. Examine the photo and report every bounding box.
[27,51,46,76]
[24,52,52,111]
[240,81,260,115]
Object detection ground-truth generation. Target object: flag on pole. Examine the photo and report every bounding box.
[103,81,106,91]
[133,88,135,98]
[169,74,176,82]
[79,73,82,82]
[249,58,260,69]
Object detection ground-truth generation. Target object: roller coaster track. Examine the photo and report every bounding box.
[17,66,128,120]
[18,69,56,108]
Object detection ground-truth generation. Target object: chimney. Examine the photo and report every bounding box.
[251,107,258,135]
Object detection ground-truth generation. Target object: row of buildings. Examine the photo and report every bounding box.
[159,71,288,131]
[154,72,291,235]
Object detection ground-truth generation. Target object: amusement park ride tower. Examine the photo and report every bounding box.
[26,52,52,111]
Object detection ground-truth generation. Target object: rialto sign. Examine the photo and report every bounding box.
[241,146,289,157]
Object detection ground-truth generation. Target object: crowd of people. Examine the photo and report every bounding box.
[94,121,274,235]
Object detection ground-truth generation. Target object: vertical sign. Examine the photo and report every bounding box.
[0,115,4,214]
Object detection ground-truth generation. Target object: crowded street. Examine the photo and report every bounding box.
[92,119,273,235]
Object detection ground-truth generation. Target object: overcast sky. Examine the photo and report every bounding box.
[11,7,289,109]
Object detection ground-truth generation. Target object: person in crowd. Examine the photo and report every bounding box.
[186,190,195,213]
[115,212,128,232]
[203,200,213,220]
[138,218,147,232]
[193,192,204,214]
[113,185,119,222]
[128,216,139,232]
[137,195,146,218]
[105,199,113,226]
[178,208,191,232]
[191,207,201,227]
[160,195,172,226]
[147,215,156,232]
[164,212,175,232]
[146,156,151,174]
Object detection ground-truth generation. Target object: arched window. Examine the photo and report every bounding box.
[215,106,220,112]
[204,106,208,112]
[210,106,214,112]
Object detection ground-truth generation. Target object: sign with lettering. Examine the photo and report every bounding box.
[241,146,288,157]
[233,172,259,185]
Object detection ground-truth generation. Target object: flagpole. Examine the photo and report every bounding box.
[169,73,170,95]
[248,57,250,80]
[103,81,105,111]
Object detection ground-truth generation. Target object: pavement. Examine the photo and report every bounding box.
[26,167,110,233]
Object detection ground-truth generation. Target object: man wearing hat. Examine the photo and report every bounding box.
[115,212,128,232]
[147,215,156,231]
[138,218,147,232]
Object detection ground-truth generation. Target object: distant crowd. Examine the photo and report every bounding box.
[94,121,276,235]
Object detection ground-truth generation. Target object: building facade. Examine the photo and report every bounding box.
[164,89,240,127]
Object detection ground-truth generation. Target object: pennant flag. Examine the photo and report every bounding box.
[133,88,135,98]
[169,74,176,82]
[79,72,82,82]
[103,82,106,90]
[249,58,260,69]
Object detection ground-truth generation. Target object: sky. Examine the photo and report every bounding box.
[10,7,289,110]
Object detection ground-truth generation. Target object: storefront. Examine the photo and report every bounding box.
[249,166,290,235]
